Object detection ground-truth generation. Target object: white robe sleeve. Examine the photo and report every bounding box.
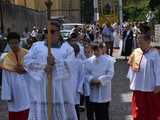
[98,60,115,86]
[77,63,85,94]
[153,51,160,86]
[86,68,95,83]
[23,43,45,81]
[76,61,88,95]
[61,42,75,60]
[1,70,12,101]
[127,67,133,81]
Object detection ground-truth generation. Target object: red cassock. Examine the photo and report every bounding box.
[9,109,29,120]
[132,91,160,120]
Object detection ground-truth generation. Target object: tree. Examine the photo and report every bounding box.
[149,0,160,10]
[123,0,150,21]
[149,0,160,23]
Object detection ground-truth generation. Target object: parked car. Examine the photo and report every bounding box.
[60,30,71,41]
[62,23,84,30]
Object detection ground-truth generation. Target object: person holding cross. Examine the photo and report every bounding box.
[24,21,78,120]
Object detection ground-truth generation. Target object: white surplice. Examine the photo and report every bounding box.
[85,55,115,103]
[80,55,95,97]
[67,57,85,105]
[127,48,160,91]
[1,70,30,112]
[61,41,75,59]
[24,41,77,120]
[77,42,86,60]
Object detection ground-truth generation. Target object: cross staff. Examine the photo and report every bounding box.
[44,0,53,120]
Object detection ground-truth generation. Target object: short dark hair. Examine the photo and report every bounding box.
[139,33,152,42]
[70,32,78,39]
[139,23,151,34]
[99,42,106,48]
[92,43,99,51]
[84,43,92,49]
[70,43,80,56]
[50,21,61,31]
[138,23,152,42]
[7,32,20,42]
[92,42,106,51]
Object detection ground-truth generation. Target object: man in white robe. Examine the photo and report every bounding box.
[24,22,77,120]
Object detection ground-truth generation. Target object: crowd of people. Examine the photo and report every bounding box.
[0,20,160,120]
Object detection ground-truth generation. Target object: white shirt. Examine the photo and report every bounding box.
[85,55,115,103]
[127,48,160,92]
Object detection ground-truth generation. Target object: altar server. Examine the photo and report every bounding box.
[127,31,160,120]
[67,43,85,120]
[1,32,30,120]
[85,43,115,120]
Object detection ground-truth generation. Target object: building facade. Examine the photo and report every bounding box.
[3,0,81,22]
[4,0,115,23]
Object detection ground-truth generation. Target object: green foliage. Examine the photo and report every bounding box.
[124,6,149,21]
[102,0,160,23]
[149,0,160,23]
[123,0,150,22]
[123,0,160,23]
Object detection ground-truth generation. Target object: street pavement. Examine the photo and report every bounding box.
[110,59,132,120]
[0,46,132,120]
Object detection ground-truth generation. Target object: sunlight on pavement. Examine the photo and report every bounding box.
[120,92,132,103]
[125,115,132,120]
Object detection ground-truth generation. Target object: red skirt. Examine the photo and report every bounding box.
[132,91,160,120]
[9,109,29,120]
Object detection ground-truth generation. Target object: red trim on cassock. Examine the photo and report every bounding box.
[9,109,29,120]
[132,91,160,120]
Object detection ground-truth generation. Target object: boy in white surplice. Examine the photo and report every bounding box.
[85,43,115,120]
[1,32,30,120]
